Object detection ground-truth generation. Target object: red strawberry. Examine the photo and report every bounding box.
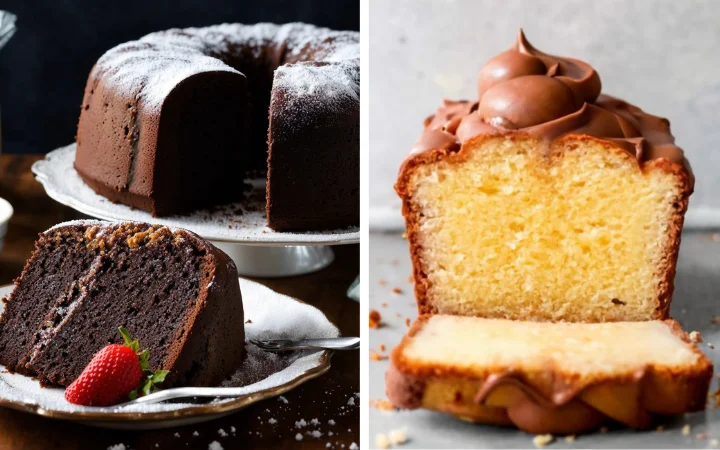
[64,327,169,406]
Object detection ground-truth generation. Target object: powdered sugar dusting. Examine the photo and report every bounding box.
[0,278,339,418]
[92,22,358,115]
[274,61,359,109]
[32,145,359,244]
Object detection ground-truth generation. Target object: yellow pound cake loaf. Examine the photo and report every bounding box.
[396,31,693,322]
[386,315,713,434]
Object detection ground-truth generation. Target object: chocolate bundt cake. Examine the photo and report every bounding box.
[396,31,692,322]
[0,221,244,387]
[75,23,359,231]
[387,315,712,434]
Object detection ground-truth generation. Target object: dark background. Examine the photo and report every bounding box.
[0,0,359,155]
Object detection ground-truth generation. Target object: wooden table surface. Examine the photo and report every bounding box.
[0,155,360,450]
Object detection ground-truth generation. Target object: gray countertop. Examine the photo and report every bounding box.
[369,231,720,449]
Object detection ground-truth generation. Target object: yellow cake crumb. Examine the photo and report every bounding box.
[375,433,390,449]
[389,428,407,445]
[533,434,554,447]
[682,424,691,435]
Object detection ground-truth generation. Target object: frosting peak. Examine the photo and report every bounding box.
[411,30,691,182]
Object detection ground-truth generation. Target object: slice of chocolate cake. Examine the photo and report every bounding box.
[0,220,245,388]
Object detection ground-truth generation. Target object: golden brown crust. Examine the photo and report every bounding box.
[395,133,693,320]
[387,316,713,434]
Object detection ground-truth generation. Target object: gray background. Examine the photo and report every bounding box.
[369,0,720,230]
[369,231,720,448]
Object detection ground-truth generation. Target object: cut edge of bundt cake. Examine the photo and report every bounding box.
[0,220,245,388]
[396,133,691,322]
[386,315,713,434]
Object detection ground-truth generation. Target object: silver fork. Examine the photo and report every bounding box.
[250,337,360,352]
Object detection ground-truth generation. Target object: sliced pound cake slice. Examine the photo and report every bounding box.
[0,221,245,388]
[386,315,712,434]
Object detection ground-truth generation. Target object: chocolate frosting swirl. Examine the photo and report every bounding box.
[410,30,691,181]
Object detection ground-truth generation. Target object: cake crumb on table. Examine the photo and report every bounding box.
[380,344,386,351]
[656,425,665,432]
[370,398,396,411]
[370,310,382,328]
[391,287,404,295]
[370,351,388,361]
[712,316,720,325]
[533,434,554,447]
[564,435,576,442]
[690,331,703,343]
[389,428,407,445]
[696,433,709,440]
[378,279,387,286]
[599,426,608,433]
[405,318,411,327]
[375,433,390,449]
[682,424,691,435]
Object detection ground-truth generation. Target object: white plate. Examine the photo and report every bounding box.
[31,144,359,246]
[0,279,339,429]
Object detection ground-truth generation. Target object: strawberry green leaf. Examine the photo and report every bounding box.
[138,349,150,372]
[141,379,153,397]
[152,370,169,384]
[119,327,133,346]
[128,389,138,401]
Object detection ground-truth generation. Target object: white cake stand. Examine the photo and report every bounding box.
[31,144,359,277]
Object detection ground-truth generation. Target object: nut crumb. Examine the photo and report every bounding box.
[378,279,387,286]
[611,298,626,306]
[370,351,387,361]
[564,435,575,442]
[391,287,404,295]
[689,331,703,343]
[682,424,691,435]
[369,310,382,329]
[405,318,411,327]
[533,434,554,447]
[380,344,386,352]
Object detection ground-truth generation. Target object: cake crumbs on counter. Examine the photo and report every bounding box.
[370,310,383,328]
[533,434,554,447]
[712,316,720,325]
[375,433,390,449]
[370,398,396,411]
[656,425,665,431]
[405,318,411,327]
[682,424,691,435]
[381,302,388,308]
[370,351,388,361]
[391,287,404,295]
[689,331,703,343]
[389,428,407,445]
[380,344,386,351]
[696,433,709,440]
[378,279,387,286]
[564,435,575,442]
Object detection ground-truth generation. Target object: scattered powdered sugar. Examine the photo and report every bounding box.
[349,444,358,450]
[328,419,336,425]
[295,419,308,429]
[107,445,126,450]
[92,22,358,118]
[310,418,320,425]
[33,145,359,243]
[268,418,277,424]
[217,429,228,437]
[309,430,323,438]
[295,433,304,441]
[273,61,359,113]
[347,397,356,406]
[0,278,339,416]
[278,396,289,404]
[208,441,223,450]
